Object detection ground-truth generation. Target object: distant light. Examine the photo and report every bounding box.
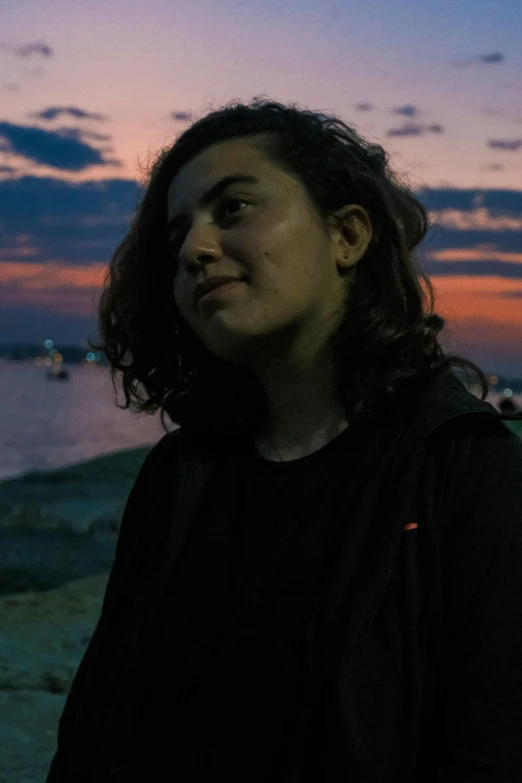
[44,339,53,349]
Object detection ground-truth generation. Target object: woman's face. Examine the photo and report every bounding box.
[167,137,371,371]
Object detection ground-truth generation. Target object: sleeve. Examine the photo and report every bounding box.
[433,421,522,782]
[45,431,180,780]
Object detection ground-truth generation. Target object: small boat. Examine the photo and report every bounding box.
[46,365,70,380]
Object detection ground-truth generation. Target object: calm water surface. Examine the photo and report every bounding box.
[0,361,177,482]
[0,360,518,483]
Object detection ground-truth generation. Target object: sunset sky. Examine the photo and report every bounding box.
[1,0,521,376]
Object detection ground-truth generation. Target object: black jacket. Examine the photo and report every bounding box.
[46,371,522,781]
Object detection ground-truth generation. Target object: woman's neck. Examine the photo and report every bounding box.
[255,413,350,462]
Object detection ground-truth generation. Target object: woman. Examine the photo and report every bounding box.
[46,97,522,782]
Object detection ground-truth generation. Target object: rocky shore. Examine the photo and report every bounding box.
[0,444,153,783]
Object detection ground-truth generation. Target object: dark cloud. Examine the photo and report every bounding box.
[0,176,141,265]
[423,229,522,256]
[416,188,522,268]
[422,258,522,285]
[33,107,109,122]
[487,138,522,151]
[0,176,520,269]
[0,41,53,58]
[393,105,418,117]
[387,122,444,137]
[0,121,121,171]
[169,111,194,122]
[479,53,504,64]
[451,51,505,68]
[418,187,522,213]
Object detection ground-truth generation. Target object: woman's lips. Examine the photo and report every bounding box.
[198,279,243,305]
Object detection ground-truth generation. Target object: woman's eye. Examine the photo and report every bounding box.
[170,197,249,254]
[220,196,249,218]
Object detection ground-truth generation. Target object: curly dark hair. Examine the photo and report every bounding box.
[87,96,489,442]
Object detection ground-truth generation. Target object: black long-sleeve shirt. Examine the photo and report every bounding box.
[46,371,522,781]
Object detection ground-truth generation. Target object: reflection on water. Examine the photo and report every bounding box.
[0,362,519,483]
[0,362,177,482]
